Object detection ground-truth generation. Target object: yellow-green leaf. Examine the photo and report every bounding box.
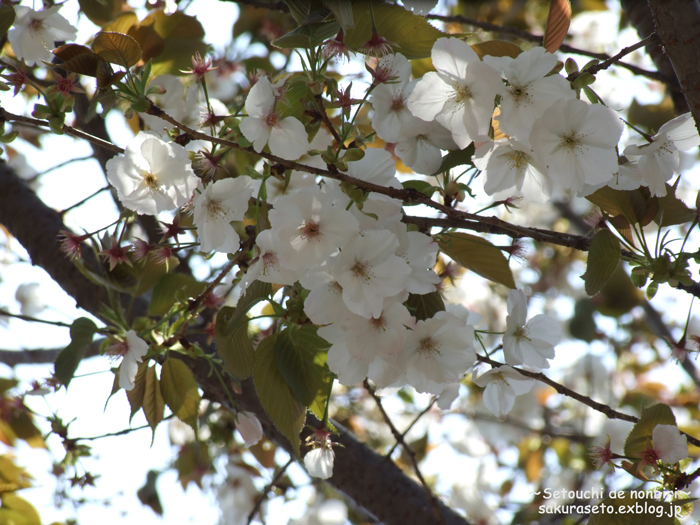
[224,281,271,336]
[104,12,139,34]
[655,186,696,227]
[543,0,571,53]
[438,232,515,288]
[586,186,649,224]
[253,335,306,456]
[344,2,447,59]
[471,40,522,60]
[273,22,340,49]
[93,31,143,68]
[142,365,165,438]
[215,306,255,379]
[131,255,178,297]
[582,229,620,296]
[624,404,677,458]
[160,359,201,431]
[0,493,41,525]
[54,317,98,387]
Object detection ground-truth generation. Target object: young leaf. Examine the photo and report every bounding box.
[273,22,340,49]
[253,335,306,456]
[78,0,124,27]
[438,232,515,289]
[0,493,42,525]
[150,273,207,316]
[93,31,143,68]
[215,306,255,379]
[224,281,271,336]
[542,0,572,54]
[431,144,475,175]
[54,317,98,387]
[52,44,105,78]
[126,361,149,423]
[160,359,200,431]
[624,404,677,458]
[471,40,522,60]
[142,365,165,438]
[581,229,620,296]
[655,186,696,226]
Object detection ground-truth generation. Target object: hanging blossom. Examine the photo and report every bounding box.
[503,290,560,370]
[240,76,309,160]
[9,6,78,66]
[304,428,335,479]
[107,330,149,391]
[234,412,263,447]
[638,424,688,471]
[473,365,535,417]
[106,132,199,215]
[529,98,624,194]
[192,177,254,253]
[407,37,503,149]
[623,112,700,197]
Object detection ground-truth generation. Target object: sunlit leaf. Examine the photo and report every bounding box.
[344,2,447,59]
[126,361,148,423]
[224,281,271,336]
[104,12,139,34]
[253,335,306,455]
[624,404,677,458]
[160,359,200,431]
[273,22,340,49]
[93,31,143,68]
[655,186,696,226]
[543,0,572,53]
[582,229,620,296]
[471,40,522,59]
[438,232,515,288]
[0,493,41,525]
[215,306,255,379]
[432,144,474,175]
[149,273,207,316]
[78,0,125,27]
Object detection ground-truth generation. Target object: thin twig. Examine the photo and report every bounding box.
[476,355,700,448]
[567,34,660,81]
[0,308,72,327]
[247,457,294,525]
[0,106,125,155]
[364,379,445,525]
[314,94,343,147]
[385,397,438,458]
[60,185,110,215]
[71,417,172,440]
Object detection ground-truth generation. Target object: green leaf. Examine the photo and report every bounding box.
[132,255,178,297]
[589,492,678,525]
[277,73,314,120]
[0,5,16,38]
[150,273,207,316]
[78,0,124,27]
[655,186,696,227]
[273,22,340,49]
[126,361,148,423]
[432,144,475,175]
[401,180,438,200]
[624,404,677,458]
[470,40,521,59]
[142,365,165,440]
[93,31,143,68]
[253,335,306,456]
[405,291,445,321]
[344,2,447,59]
[273,326,332,419]
[54,318,98,387]
[215,306,255,379]
[283,0,325,25]
[224,281,271,336]
[438,232,515,289]
[586,186,650,224]
[160,359,201,431]
[582,229,620,296]
[324,0,354,28]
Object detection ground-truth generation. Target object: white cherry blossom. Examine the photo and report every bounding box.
[407,37,503,149]
[484,47,574,144]
[342,300,413,362]
[15,283,46,317]
[235,412,263,446]
[473,139,552,203]
[345,147,401,188]
[301,265,353,326]
[320,324,370,386]
[304,447,335,479]
[240,76,308,160]
[116,330,149,391]
[241,229,300,291]
[623,112,700,197]
[503,290,560,369]
[332,230,410,319]
[193,177,254,253]
[529,98,623,193]
[403,311,476,393]
[394,119,457,175]
[9,6,78,66]
[650,424,687,465]
[473,365,535,417]
[106,132,199,215]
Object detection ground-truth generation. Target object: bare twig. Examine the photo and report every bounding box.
[60,185,110,215]
[314,94,343,147]
[0,308,72,327]
[246,457,294,525]
[385,397,438,458]
[567,34,660,81]
[364,379,445,525]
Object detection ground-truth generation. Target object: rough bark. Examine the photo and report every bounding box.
[620,0,689,114]
[0,161,469,525]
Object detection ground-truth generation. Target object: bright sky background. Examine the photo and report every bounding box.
[2,0,700,524]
